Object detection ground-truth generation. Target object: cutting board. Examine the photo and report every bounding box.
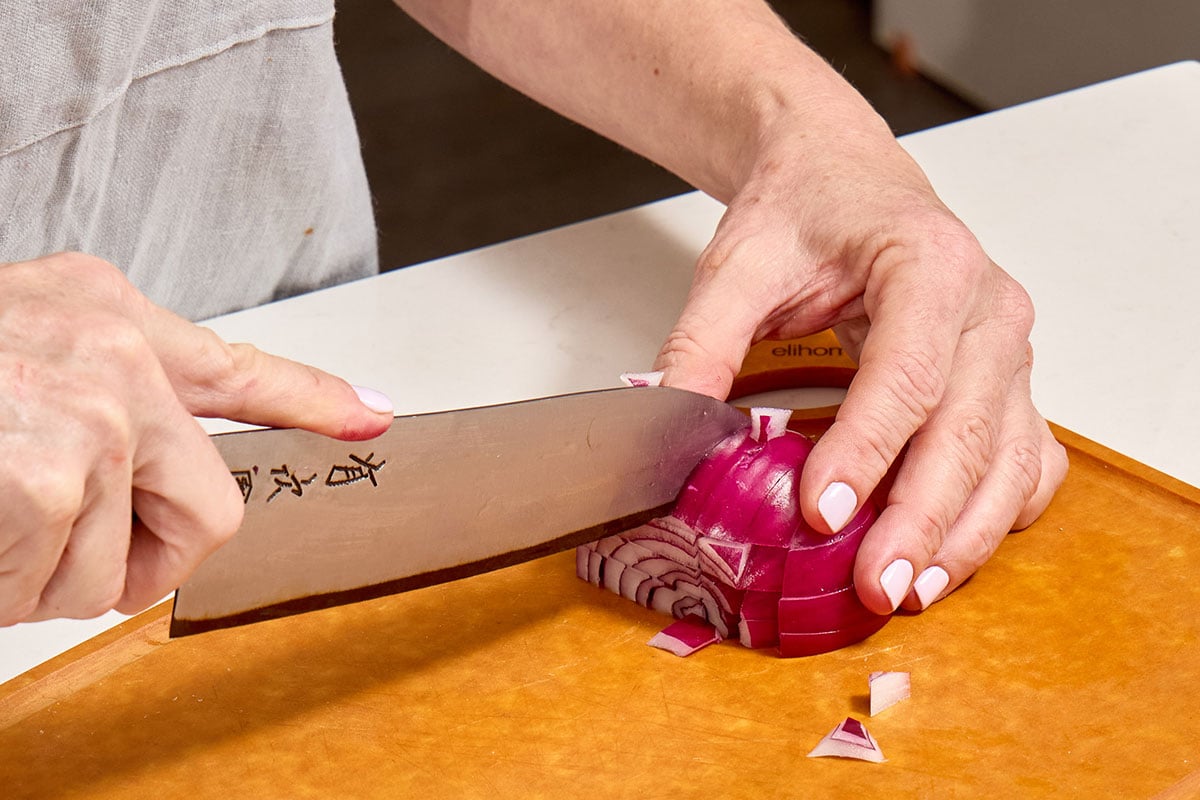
[3,340,1199,799]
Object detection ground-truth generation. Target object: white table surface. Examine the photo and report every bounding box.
[3,61,1197,686]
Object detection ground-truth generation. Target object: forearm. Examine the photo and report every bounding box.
[393,0,895,202]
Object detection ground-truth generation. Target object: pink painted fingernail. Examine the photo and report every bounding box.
[818,482,858,533]
[352,384,393,414]
[913,566,950,610]
[880,559,914,612]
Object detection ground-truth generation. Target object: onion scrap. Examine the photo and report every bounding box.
[806,717,886,763]
[578,385,889,658]
[647,616,723,657]
[869,671,911,716]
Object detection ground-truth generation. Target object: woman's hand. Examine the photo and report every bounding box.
[655,121,1068,614]
[0,253,393,624]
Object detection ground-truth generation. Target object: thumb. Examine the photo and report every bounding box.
[653,285,756,400]
[653,230,786,399]
[142,304,393,441]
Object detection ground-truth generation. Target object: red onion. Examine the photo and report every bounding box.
[807,717,886,763]
[647,615,723,657]
[578,397,888,657]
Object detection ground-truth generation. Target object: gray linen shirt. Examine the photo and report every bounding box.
[0,1,378,321]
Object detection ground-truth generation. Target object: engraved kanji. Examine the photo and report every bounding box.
[326,452,387,488]
[267,465,318,502]
[230,469,254,504]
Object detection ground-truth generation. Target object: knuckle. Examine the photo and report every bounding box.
[1046,437,1069,483]
[845,416,905,484]
[932,406,997,486]
[885,347,947,422]
[657,328,711,364]
[895,211,986,280]
[910,505,952,554]
[197,334,244,390]
[1005,436,1045,506]
[89,316,154,372]
[7,460,85,532]
[998,279,1036,335]
[79,391,137,452]
[42,252,140,307]
[656,329,740,391]
[1012,434,1068,530]
[940,525,1004,577]
[176,336,258,414]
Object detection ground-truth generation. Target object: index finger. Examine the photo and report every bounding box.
[139,301,394,441]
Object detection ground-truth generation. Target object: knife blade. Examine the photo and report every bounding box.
[169,386,748,637]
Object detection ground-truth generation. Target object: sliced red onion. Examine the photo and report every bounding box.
[869,671,911,716]
[777,585,884,634]
[777,613,889,658]
[807,717,886,763]
[647,615,722,657]
[736,617,779,649]
[580,394,889,657]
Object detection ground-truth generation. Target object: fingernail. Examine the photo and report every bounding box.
[817,482,858,532]
[352,384,393,414]
[913,565,950,610]
[880,559,914,612]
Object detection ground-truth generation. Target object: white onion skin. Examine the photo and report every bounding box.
[578,418,889,657]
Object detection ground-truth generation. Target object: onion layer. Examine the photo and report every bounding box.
[807,717,886,763]
[869,671,911,716]
[578,406,888,657]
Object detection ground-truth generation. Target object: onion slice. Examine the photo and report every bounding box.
[647,615,722,657]
[869,671,911,716]
[806,717,886,763]
[749,406,791,442]
[619,371,664,387]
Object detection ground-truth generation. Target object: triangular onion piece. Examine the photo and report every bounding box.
[806,717,886,763]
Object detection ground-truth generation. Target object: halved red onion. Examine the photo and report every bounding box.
[577,402,889,657]
[806,717,886,763]
[869,671,911,716]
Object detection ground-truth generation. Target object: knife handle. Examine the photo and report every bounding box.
[728,329,856,439]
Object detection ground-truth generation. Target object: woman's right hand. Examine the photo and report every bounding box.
[0,252,393,625]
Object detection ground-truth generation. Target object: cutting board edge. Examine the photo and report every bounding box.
[1049,422,1200,507]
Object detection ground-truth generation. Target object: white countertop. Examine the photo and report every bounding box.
[3,61,1197,685]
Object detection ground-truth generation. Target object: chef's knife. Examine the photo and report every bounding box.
[169,386,748,637]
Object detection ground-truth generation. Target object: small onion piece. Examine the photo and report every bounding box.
[579,394,890,658]
[807,717,886,763]
[869,671,911,716]
[749,407,791,442]
[619,371,664,387]
[647,615,722,657]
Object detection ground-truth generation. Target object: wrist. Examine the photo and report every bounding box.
[723,59,902,203]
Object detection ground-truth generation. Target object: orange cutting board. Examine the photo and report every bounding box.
[3,349,1200,799]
